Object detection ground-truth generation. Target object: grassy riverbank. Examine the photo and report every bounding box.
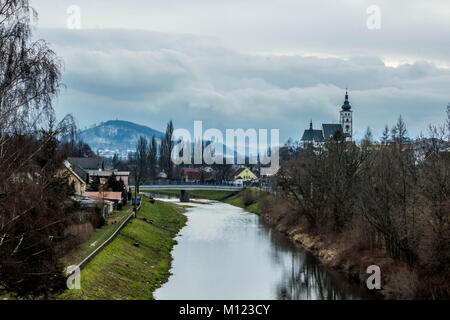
[223,188,263,214]
[61,205,134,267]
[58,198,186,300]
[147,188,265,215]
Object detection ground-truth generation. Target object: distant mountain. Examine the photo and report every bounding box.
[81,120,252,162]
[80,120,164,159]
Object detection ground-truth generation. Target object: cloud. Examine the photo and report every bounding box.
[32,0,450,66]
[36,28,450,142]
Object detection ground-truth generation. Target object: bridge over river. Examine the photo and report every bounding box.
[136,181,243,202]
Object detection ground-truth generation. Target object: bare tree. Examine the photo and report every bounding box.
[363,126,373,143]
[392,115,408,147]
[381,125,390,145]
[148,135,157,180]
[160,120,174,179]
[134,136,148,193]
[0,1,76,298]
[447,102,450,140]
[270,110,450,298]
[0,1,61,140]
[0,116,77,298]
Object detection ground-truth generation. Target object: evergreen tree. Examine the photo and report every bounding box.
[112,153,120,169]
[88,176,101,191]
[106,172,117,191]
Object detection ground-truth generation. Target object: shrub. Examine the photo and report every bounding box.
[242,189,257,206]
[89,206,106,229]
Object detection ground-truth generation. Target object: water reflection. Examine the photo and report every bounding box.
[276,252,350,300]
[259,222,373,300]
[154,200,374,300]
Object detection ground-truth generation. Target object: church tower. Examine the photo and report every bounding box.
[340,89,353,140]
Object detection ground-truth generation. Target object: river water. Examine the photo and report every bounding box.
[153,198,374,300]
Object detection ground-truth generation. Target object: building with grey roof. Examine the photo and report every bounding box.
[67,157,104,171]
[301,90,353,148]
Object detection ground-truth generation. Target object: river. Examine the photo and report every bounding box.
[153,198,374,300]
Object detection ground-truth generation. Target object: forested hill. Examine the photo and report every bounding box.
[80,120,164,158]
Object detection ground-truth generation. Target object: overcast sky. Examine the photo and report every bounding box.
[32,0,450,142]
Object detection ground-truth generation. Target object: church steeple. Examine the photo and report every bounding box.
[340,89,353,140]
[341,89,352,111]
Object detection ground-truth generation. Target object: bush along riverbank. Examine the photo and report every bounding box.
[259,194,429,300]
[219,189,415,299]
[222,188,265,214]
[58,198,187,300]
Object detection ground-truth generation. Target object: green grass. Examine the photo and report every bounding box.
[0,291,17,300]
[58,199,187,300]
[146,188,265,215]
[224,188,262,215]
[146,189,233,201]
[61,205,134,267]
[137,199,187,233]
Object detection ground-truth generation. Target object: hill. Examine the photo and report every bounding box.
[80,120,164,158]
[80,120,248,161]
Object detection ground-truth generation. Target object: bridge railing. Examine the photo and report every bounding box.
[135,180,243,188]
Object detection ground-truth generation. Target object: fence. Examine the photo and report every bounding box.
[76,201,142,271]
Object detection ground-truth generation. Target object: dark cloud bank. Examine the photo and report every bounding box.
[38,28,450,142]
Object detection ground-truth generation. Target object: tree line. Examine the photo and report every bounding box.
[122,120,174,193]
[273,111,449,298]
[121,120,245,191]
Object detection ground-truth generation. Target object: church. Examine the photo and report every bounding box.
[301,90,353,148]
